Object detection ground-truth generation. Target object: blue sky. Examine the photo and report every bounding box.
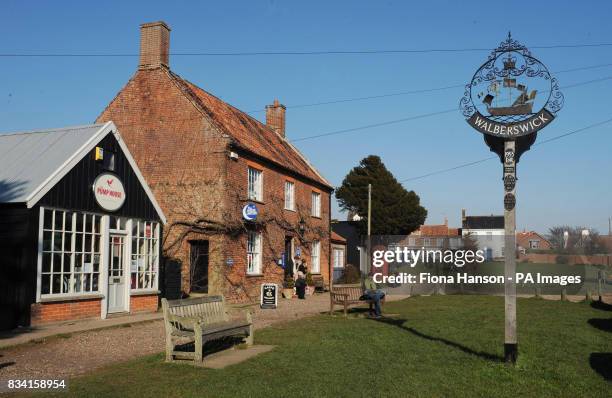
[1,1,611,234]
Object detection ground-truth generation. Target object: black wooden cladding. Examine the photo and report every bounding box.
[0,205,38,330]
[38,132,160,222]
[0,131,163,330]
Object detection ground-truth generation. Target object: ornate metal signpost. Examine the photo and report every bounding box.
[460,33,563,363]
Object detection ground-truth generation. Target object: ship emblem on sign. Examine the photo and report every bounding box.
[460,33,564,138]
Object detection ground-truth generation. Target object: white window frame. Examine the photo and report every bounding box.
[130,220,161,292]
[311,191,321,218]
[37,207,103,300]
[284,181,295,211]
[311,240,321,273]
[248,167,263,202]
[333,248,344,269]
[247,231,262,275]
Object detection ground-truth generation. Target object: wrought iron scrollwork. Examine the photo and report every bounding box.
[459,33,564,122]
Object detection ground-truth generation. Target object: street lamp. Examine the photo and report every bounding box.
[298,218,306,236]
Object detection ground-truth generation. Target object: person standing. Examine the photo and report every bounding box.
[295,269,307,299]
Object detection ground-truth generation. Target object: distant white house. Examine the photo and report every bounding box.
[461,209,505,260]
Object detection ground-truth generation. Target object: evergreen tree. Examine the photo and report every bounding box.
[336,155,427,235]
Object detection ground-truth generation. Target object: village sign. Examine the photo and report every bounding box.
[459,33,563,364]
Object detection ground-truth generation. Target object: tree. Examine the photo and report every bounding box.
[336,155,427,235]
[547,225,605,255]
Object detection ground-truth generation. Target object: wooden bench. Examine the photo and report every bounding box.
[161,295,253,363]
[329,284,385,317]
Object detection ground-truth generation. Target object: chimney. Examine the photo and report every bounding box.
[461,209,466,222]
[266,99,286,137]
[139,21,171,70]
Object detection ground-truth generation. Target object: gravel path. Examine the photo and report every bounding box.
[0,293,342,380]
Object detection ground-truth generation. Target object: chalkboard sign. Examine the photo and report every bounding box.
[260,283,278,309]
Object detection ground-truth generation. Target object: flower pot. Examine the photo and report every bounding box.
[282,288,294,299]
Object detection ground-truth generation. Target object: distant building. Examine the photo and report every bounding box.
[331,221,361,270]
[461,209,505,260]
[331,231,347,282]
[516,231,551,254]
[408,217,461,249]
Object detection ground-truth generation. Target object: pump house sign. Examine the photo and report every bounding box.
[93,173,126,211]
[460,33,564,138]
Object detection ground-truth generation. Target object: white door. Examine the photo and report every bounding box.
[108,234,127,313]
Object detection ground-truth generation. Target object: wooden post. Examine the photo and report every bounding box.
[504,140,518,364]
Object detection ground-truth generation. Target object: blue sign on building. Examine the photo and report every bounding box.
[242,203,258,221]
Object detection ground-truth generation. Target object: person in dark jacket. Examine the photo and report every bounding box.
[295,274,306,299]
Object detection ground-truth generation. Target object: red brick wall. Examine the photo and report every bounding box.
[31,298,101,325]
[221,155,331,302]
[97,68,331,303]
[130,294,159,313]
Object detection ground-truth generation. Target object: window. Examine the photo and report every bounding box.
[311,240,321,273]
[437,238,445,247]
[130,221,160,290]
[529,240,539,249]
[423,238,432,246]
[248,167,263,201]
[247,231,262,274]
[40,209,101,296]
[333,248,344,269]
[311,191,321,217]
[284,181,295,211]
[408,237,416,246]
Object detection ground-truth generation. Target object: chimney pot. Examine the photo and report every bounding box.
[266,99,286,137]
[139,21,171,70]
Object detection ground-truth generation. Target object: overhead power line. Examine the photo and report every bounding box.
[248,62,612,113]
[3,42,612,58]
[290,75,612,142]
[400,117,612,183]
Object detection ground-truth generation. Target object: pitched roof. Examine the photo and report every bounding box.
[0,124,104,203]
[0,122,166,223]
[516,231,550,245]
[463,216,504,229]
[168,71,332,190]
[416,224,460,236]
[331,231,347,243]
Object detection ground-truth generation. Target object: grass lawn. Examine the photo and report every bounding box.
[25,296,611,397]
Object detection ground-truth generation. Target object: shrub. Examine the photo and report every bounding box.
[338,264,361,284]
[556,255,569,265]
[283,275,295,288]
[305,272,314,286]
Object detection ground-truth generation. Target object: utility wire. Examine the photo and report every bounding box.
[400,117,612,183]
[290,75,612,142]
[3,42,612,57]
[248,62,612,113]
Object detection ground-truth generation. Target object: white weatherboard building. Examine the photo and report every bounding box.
[461,209,505,260]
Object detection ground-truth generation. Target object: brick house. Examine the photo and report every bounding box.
[96,21,333,302]
[516,231,551,253]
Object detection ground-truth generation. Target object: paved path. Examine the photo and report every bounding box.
[0,293,377,380]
